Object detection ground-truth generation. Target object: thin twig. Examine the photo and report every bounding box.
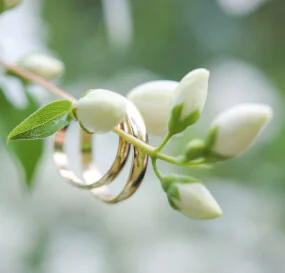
[0,60,77,103]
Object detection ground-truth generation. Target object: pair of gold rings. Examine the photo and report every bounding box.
[53,101,149,203]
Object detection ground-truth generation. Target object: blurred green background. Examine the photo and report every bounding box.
[0,0,285,272]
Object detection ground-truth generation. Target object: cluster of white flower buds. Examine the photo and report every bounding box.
[126,69,272,219]
[75,69,272,220]
[15,52,273,220]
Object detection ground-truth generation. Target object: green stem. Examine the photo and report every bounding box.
[113,127,177,163]
[155,133,172,152]
[112,127,201,167]
[151,158,164,181]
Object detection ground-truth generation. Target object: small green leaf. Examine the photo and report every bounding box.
[168,103,200,136]
[0,85,43,188]
[8,100,73,141]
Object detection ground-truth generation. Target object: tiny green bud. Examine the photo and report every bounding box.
[205,103,272,158]
[127,81,178,136]
[0,0,21,12]
[17,53,64,80]
[184,139,205,161]
[168,69,209,136]
[167,182,222,220]
[77,89,127,134]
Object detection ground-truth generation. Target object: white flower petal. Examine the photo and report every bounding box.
[173,68,209,119]
[127,80,178,136]
[171,183,222,220]
[211,103,272,157]
[77,89,127,134]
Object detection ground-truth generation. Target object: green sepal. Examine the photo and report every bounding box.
[70,107,78,121]
[79,120,94,134]
[204,125,218,152]
[167,183,181,210]
[204,153,230,163]
[8,100,73,141]
[203,126,230,163]
[161,173,199,192]
[168,103,200,136]
[167,179,202,211]
[81,89,93,98]
[167,183,180,199]
[167,197,180,210]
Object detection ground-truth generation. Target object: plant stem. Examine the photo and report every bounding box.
[151,158,164,181]
[112,127,179,164]
[113,127,202,167]
[0,60,77,103]
[155,133,172,152]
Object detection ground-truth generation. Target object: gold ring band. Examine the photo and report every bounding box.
[53,101,149,203]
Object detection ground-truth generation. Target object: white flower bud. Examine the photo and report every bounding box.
[18,53,64,80]
[207,103,273,157]
[0,0,21,12]
[77,89,127,134]
[168,69,210,135]
[127,81,178,136]
[168,182,222,220]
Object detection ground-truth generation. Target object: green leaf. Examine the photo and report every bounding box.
[8,100,73,141]
[0,85,44,188]
[168,103,200,136]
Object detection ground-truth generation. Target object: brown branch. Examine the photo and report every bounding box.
[0,59,78,103]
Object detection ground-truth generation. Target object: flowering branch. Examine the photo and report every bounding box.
[0,1,274,221]
[0,54,273,221]
[0,59,192,167]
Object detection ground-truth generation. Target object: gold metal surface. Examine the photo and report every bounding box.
[53,100,149,203]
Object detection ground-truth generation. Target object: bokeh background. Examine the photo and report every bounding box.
[0,0,285,272]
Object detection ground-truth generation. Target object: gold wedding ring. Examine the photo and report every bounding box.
[53,101,149,203]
